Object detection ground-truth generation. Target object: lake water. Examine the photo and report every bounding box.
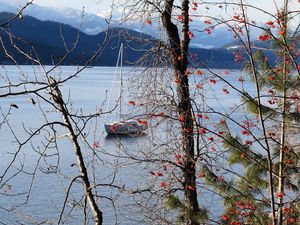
[0,66,255,224]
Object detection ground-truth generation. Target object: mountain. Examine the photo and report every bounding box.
[0,1,108,35]
[223,36,300,67]
[0,12,241,68]
[224,37,300,50]
[0,1,245,48]
[1,3,297,68]
[0,12,157,66]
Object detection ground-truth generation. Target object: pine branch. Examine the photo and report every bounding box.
[165,194,183,210]
[165,195,208,224]
[242,92,277,117]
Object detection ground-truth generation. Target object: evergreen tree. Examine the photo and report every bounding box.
[199,1,300,224]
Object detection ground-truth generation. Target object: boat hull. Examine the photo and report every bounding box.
[104,120,147,135]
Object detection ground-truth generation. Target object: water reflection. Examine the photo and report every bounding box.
[105,133,148,140]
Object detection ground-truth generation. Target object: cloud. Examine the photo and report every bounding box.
[2,0,28,5]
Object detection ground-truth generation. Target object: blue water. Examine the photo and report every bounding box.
[0,66,257,224]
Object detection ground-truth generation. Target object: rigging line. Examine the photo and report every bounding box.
[105,44,122,121]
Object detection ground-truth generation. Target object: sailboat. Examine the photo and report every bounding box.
[104,44,148,135]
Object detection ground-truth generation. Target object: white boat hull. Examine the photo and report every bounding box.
[104,120,147,135]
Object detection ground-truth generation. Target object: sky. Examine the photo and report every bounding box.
[3,0,112,15]
[3,0,300,21]
[33,0,107,13]
[5,0,275,14]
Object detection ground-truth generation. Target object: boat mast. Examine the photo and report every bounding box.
[119,43,123,120]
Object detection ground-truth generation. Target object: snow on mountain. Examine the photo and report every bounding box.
[0,1,260,49]
[190,25,234,49]
[0,1,17,13]
[0,1,108,34]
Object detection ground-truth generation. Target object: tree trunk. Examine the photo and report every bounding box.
[162,1,200,224]
[48,78,103,225]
